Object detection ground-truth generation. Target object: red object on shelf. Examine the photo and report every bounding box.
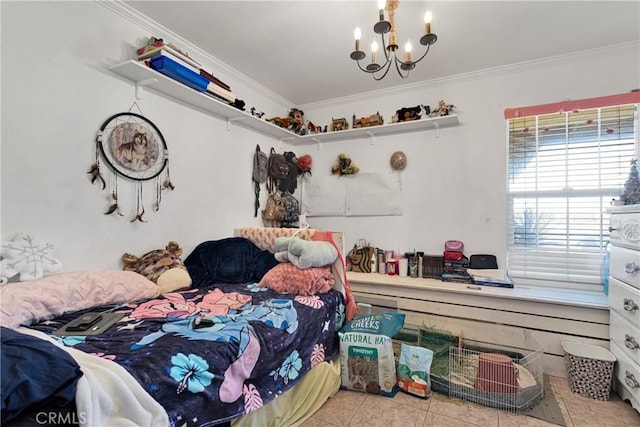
[474,353,519,393]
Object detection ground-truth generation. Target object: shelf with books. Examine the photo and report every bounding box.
[109,60,459,143]
[109,60,295,140]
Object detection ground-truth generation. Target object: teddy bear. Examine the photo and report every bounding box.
[122,241,192,294]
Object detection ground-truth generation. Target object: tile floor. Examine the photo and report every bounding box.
[302,376,640,427]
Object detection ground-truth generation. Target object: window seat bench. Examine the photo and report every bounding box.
[347,272,609,377]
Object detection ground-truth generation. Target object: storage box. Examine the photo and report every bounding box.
[561,341,616,401]
[422,255,443,279]
[150,55,209,92]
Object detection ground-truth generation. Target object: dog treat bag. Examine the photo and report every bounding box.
[339,312,405,397]
[397,343,434,399]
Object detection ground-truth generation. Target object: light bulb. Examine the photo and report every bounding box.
[404,40,412,62]
[371,41,379,64]
[354,27,361,51]
[424,10,433,34]
[378,0,386,11]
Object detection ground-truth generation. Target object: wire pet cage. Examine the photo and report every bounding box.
[448,331,544,413]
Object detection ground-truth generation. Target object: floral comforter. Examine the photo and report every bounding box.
[28,281,345,427]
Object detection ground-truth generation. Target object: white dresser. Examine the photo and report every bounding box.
[608,205,640,412]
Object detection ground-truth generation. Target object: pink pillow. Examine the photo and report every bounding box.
[259,263,334,296]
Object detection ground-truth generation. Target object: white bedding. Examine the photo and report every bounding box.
[16,327,170,427]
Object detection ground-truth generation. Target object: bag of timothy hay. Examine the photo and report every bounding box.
[397,343,434,399]
[339,312,405,396]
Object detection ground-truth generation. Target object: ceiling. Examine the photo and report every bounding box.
[125,1,640,106]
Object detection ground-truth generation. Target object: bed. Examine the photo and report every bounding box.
[1,228,356,427]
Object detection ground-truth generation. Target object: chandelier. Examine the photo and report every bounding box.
[350,0,437,80]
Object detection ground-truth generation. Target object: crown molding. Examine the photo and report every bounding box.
[300,40,640,110]
[97,0,294,107]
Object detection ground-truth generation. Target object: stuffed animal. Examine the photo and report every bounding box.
[122,241,192,294]
[274,236,338,269]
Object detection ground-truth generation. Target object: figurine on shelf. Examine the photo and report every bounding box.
[395,105,429,122]
[429,100,455,117]
[250,107,265,118]
[288,108,307,135]
[307,121,323,134]
[266,116,290,129]
[331,118,349,132]
[353,112,383,128]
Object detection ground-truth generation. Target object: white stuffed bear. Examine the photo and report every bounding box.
[274,237,338,269]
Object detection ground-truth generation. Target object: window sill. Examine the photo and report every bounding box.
[346,272,609,310]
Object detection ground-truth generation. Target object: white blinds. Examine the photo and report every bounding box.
[507,103,638,291]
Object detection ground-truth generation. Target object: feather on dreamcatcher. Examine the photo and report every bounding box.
[89,104,173,222]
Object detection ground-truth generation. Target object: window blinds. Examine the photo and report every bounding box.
[506,97,638,292]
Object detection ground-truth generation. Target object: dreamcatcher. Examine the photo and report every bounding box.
[88,104,173,222]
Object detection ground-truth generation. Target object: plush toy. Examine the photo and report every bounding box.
[1,233,62,284]
[274,236,338,269]
[122,241,191,294]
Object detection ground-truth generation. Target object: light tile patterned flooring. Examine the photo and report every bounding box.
[301,376,640,427]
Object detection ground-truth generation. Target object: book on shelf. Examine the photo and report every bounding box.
[138,43,201,70]
[466,268,514,288]
[206,82,235,103]
[199,69,231,92]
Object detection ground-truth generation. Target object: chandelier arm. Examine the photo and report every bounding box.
[393,57,410,79]
[372,60,394,81]
[409,43,432,65]
[379,34,392,62]
[355,60,372,73]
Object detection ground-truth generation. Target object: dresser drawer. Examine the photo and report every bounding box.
[610,310,640,364]
[610,245,640,289]
[609,211,640,251]
[609,278,640,326]
[611,341,640,405]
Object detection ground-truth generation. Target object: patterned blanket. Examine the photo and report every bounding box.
[28,281,345,426]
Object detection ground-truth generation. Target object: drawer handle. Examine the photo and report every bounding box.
[625,371,640,389]
[608,226,618,232]
[625,262,640,274]
[624,298,639,312]
[625,334,640,350]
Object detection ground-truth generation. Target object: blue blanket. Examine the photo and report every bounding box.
[28,281,345,426]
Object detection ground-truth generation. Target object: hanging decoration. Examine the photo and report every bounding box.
[89,104,173,222]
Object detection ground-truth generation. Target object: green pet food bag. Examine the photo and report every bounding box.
[397,343,434,399]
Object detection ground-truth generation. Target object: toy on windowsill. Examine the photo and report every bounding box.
[429,100,455,117]
[353,112,383,128]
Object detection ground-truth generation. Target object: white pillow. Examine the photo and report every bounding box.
[1,232,62,284]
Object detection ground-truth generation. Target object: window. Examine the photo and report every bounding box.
[505,94,639,292]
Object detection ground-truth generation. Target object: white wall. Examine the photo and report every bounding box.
[1,1,638,273]
[300,43,640,263]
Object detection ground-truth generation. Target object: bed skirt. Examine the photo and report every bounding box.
[232,356,341,427]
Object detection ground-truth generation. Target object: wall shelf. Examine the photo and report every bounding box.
[109,60,459,144]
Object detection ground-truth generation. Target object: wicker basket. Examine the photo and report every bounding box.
[561,341,616,401]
